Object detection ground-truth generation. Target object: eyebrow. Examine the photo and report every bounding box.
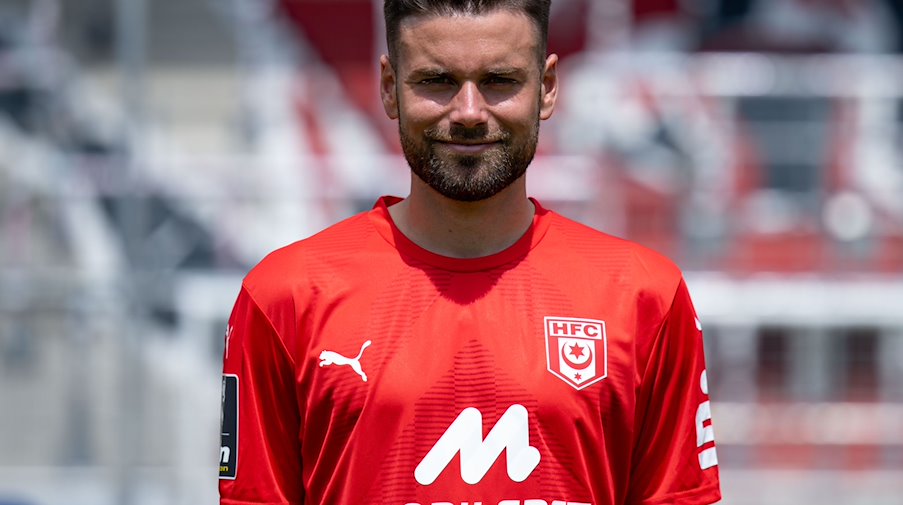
[407,68,450,80]
[485,68,525,77]
[407,67,527,80]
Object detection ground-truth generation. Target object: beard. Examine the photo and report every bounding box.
[398,117,540,202]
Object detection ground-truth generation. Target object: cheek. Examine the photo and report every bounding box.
[489,86,542,123]
[399,89,445,120]
[399,108,443,138]
[398,86,541,132]
[493,100,540,131]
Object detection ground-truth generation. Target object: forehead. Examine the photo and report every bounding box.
[395,10,540,74]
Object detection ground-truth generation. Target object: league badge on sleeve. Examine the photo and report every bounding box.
[219,374,238,479]
[545,317,607,390]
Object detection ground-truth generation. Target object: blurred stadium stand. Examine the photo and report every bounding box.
[1,0,902,504]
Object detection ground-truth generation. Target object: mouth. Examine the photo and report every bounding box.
[433,140,500,154]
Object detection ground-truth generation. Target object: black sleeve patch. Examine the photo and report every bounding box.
[219,374,238,479]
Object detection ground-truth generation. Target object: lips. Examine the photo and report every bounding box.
[434,140,500,154]
[430,137,502,144]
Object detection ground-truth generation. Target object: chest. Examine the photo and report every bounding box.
[298,269,644,433]
[293,269,654,503]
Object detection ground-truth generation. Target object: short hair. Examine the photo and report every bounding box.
[384,0,552,65]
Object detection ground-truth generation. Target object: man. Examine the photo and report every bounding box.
[219,1,721,504]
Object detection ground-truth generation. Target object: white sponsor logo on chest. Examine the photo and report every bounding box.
[318,340,372,382]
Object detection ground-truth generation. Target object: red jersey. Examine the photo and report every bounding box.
[219,197,721,505]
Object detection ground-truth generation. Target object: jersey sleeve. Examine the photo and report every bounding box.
[627,278,721,505]
[219,285,304,505]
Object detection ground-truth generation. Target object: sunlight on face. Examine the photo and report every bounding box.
[385,10,557,201]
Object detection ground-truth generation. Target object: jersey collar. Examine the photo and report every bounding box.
[369,196,551,272]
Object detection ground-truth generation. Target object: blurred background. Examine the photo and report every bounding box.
[0,0,901,504]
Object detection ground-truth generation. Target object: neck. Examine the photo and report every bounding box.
[388,176,535,259]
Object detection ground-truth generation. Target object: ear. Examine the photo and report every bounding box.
[539,53,559,121]
[380,54,399,120]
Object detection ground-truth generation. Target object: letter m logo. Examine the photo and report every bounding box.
[414,404,541,485]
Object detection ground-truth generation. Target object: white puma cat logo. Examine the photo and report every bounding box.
[318,340,372,382]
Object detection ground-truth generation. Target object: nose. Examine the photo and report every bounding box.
[448,81,489,127]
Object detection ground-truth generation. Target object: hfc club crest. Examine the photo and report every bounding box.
[545,317,607,390]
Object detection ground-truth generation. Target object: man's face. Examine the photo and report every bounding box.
[381,10,558,202]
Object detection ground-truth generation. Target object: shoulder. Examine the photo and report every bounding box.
[541,210,684,298]
[545,211,683,277]
[242,210,379,305]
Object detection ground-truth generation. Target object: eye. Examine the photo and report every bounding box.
[484,76,519,88]
[419,76,454,86]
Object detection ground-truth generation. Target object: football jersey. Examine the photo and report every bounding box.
[219,196,721,505]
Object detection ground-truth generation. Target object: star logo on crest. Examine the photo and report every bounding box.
[568,343,585,359]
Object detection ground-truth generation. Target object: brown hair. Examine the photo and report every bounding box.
[384,0,552,65]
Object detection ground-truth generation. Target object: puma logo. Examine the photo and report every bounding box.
[318,340,372,382]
